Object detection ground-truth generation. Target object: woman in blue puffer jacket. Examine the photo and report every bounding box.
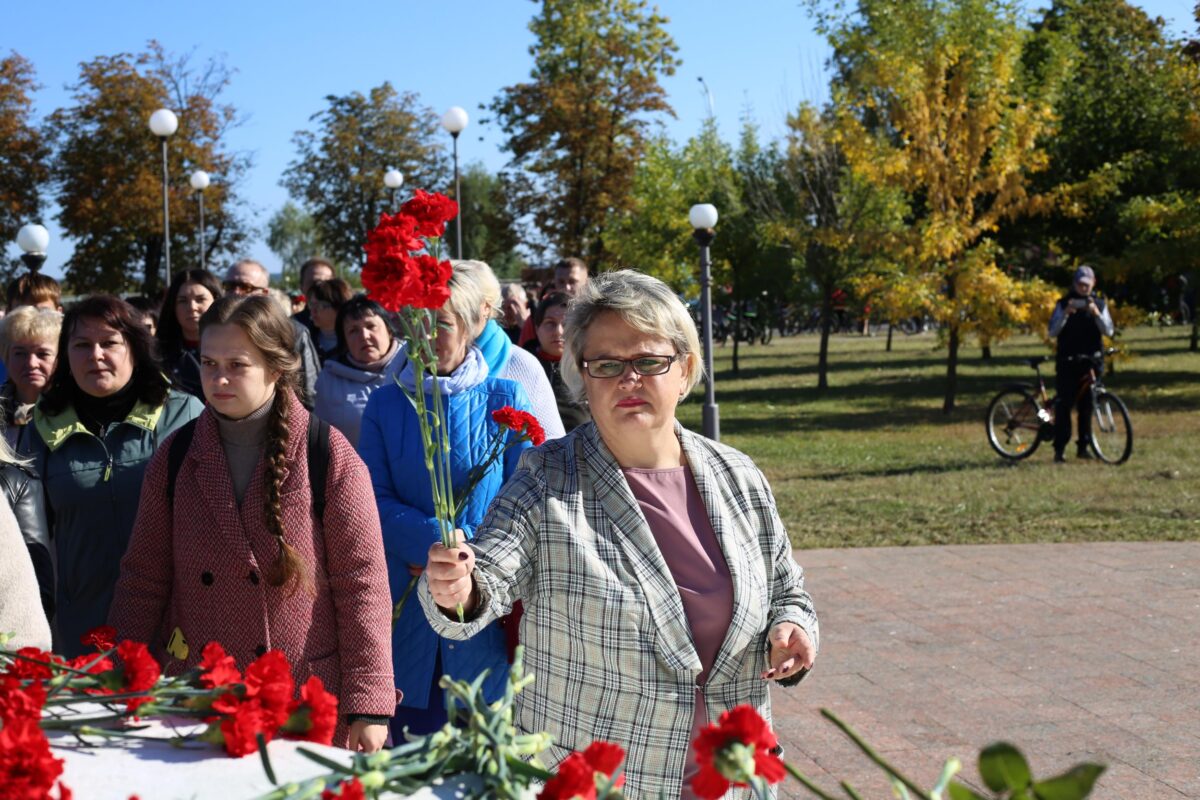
[357,262,535,739]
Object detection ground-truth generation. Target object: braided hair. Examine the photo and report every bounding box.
[199,295,312,596]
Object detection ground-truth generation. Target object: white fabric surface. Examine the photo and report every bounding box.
[48,714,481,799]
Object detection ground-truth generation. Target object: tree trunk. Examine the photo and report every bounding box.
[818,290,832,392]
[982,344,992,360]
[732,303,741,376]
[943,323,959,415]
[143,237,164,298]
[1192,317,1198,352]
[886,323,894,352]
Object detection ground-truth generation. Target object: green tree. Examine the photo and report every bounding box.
[489,0,680,263]
[265,201,325,289]
[459,163,525,279]
[0,52,50,274]
[822,0,1065,412]
[281,83,447,271]
[1014,0,1200,308]
[46,42,250,294]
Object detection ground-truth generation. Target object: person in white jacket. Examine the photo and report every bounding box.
[0,495,51,650]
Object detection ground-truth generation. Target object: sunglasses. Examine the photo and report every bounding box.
[222,280,268,295]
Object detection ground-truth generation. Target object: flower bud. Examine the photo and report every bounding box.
[359,771,386,790]
[714,741,758,783]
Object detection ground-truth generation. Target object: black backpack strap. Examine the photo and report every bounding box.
[306,415,330,522]
[165,419,199,506]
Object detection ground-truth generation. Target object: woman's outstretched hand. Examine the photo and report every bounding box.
[762,622,815,681]
[426,530,478,618]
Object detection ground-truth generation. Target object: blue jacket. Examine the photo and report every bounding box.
[357,351,533,709]
[313,348,402,447]
[21,389,203,656]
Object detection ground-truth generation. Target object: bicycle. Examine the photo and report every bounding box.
[985,348,1133,465]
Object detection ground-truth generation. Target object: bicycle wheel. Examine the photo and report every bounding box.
[986,389,1043,460]
[1089,390,1132,465]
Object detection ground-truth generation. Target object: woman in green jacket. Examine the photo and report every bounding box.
[21,295,203,657]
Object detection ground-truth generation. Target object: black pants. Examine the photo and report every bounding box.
[1054,362,1096,454]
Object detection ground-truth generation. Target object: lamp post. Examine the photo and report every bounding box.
[689,203,720,441]
[441,106,469,259]
[384,168,404,211]
[189,170,210,272]
[16,223,49,273]
[149,108,179,289]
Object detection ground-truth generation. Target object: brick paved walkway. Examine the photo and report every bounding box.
[771,542,1200,799]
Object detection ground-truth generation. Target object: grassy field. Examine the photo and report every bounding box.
[674,326,1200,548]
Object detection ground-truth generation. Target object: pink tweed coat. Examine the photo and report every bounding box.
[109,394,395,745]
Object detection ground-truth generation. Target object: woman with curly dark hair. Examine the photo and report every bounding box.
[20,295,203,656]
[110,295,394,752]
[157,269,223,398]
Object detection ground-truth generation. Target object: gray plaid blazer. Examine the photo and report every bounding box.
[419,421,818,799]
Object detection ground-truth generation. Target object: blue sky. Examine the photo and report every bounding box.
[8,0,1192,279]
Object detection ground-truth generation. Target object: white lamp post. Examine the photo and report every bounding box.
[16,223,50,273]
[384,168,404,211]
[441,106,469,259]
[189,170,210,272]
[149,108,179,289]
[689,203,720,441]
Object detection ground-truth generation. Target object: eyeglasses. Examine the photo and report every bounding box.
[222,280,268,295]
[581,354,680,379]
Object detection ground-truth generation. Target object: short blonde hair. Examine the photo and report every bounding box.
[446,260,501,335]
[562,269,704,403]
[0,306,62,363]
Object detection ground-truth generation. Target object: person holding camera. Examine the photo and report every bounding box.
[1047,265,1114,462]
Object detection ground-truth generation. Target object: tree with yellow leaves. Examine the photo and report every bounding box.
[819,0,1067,412]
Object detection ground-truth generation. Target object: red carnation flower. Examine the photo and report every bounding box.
[283,676,338,745]
[81,625,117,651]
[538,741,625,800]
[400,189,459,238]
[115,641,161,712]
[363,249,453,313]
[218,698,273,757]
[0,677,46,724]
[0,716,64,800]
[243,650,295,729]
[492,407,547,446]
[198,642,241,689]
[321,777,366,800]
[3,647,58,680]
[691,705,786,799]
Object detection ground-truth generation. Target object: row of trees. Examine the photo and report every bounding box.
[2,0,1197,411]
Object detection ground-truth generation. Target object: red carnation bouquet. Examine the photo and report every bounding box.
[362,192,544,622]
[0,628,338,797]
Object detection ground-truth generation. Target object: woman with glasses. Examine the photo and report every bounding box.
[417,270,819,799]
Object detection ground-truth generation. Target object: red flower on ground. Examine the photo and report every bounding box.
[243,650,294,729]
[0,677,46,724]
[81,625,117,651]
[283,676,338,744]
[492,407,547,446]
[321,777,366,800]
[691,705,786,799]
[115,641,161,712]
[3,648,58,680]
[400,189,459,238]
[0,716,64,800]
[538,741,625,800]
[198,642,241,688]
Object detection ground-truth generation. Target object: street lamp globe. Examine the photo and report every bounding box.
[148,108,179,137]
[689,203,719,230]
[441,106,469,135]
[384,169,404,190]
[16,223,50,255]
[189,170,210,191]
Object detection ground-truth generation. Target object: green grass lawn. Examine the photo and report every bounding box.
[675,326,1200,548]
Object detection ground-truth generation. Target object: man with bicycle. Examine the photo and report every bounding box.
[1047,266,1114,462]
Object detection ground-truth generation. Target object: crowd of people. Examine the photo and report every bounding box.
[0,256,818,799]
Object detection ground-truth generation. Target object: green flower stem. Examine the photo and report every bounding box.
[392,574,420,627]
[782,762,843,800]
[819,709,933,800]
[840,781,866,800]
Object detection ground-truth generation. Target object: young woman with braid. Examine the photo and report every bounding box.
[109,295,395,752]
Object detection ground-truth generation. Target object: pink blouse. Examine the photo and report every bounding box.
[623,466,734,798]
